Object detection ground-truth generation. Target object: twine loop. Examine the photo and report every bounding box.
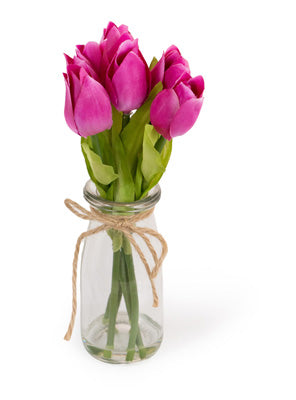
[64,198,168,341]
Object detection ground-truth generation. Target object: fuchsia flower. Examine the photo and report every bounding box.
[66,22,151,114]
[150,46,204,140]
[105,38,150,113]
[98,23,150,113]
[63,23,204,141]
[63,65,112,137]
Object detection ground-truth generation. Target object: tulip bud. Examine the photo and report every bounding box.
[150,45,204,140]
[63,65,112,137]
[105,39,150,113]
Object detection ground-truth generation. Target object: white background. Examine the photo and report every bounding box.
[1,0,295,398]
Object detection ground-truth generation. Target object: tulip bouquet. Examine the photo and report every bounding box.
[63,22,204,361]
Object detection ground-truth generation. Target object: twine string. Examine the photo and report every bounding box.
[64,198,168,341]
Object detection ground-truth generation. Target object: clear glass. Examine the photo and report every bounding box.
[81,180,163,363]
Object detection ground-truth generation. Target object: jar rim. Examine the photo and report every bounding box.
[83,180,161,213]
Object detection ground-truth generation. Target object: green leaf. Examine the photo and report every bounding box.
[140,173,162,200]
[121,82,163,176]
[160,134,173,170]
[90,134,103,158]
[106,183,114,201]
[141,125,165,182]
[81,139,118,186]
[111,105,123,137]
[81,139,106,197]
[149,57,158,70]
[111,107,135,202]
[97,130,115,168]
[135,154,143,200]
[140,124,172,199]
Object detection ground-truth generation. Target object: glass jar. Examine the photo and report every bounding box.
[80,180,163,363]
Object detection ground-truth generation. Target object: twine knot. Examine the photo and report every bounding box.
[63,198,168,341]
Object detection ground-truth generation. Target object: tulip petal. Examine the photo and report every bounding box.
[76,44,84,53]
[164,63,191,89]
[105,25,121,60]
[103,21,117,38]
[170,98,203,138]
[67,64,82,104]
[164,45,181,68]
[115,39,138,65]
[81,41,102,74]
[137,48,151,93]
[118,24,129,34]
[165,45,190,73]
[174,82,195,105]
[105,69,118,106]
[73,55,99,80]
[151,53,165,88]
[110,33,135,62]
[100,41,109,82]
[150,89,180,140]
[112,51,148,112]
[74,75,112,137]
[189,75,205,98]
[63,74,78,134]
[64,53,73,65]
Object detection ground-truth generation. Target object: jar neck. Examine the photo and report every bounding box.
[83,180,161,215]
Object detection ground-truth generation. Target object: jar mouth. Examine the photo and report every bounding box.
[83,180,161,214]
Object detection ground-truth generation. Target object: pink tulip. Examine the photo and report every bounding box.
[150,46,204,140]
[63,65,112,137]
[105,38,150,113]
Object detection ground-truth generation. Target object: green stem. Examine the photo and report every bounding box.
[119,249,146,359]
[103,295,111,322]
[103,287,122,324]
[91,134,103,158]
[123,247,140,361]
[103,250,121,358]
[154,135,167,153]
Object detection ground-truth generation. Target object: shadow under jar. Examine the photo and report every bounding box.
[80,180,163,363]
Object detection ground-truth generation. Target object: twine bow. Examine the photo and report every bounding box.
[64,198,168,341]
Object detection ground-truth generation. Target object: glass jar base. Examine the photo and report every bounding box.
[82,312,162,364]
